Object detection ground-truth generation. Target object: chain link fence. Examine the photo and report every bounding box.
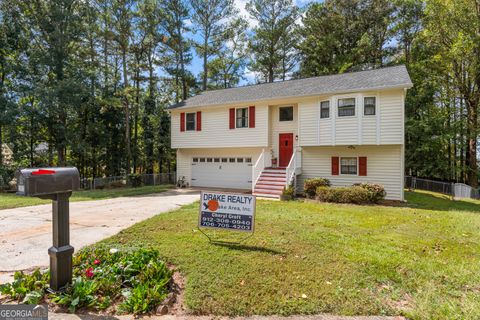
[80,173,176,190]
[405,176,480,200]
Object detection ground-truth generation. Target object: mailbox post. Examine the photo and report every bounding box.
[16,167,79,292]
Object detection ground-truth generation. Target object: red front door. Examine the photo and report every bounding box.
[279,133,294,167]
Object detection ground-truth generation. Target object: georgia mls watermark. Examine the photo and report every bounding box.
[0,305,48,320]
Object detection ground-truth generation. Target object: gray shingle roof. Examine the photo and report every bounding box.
[169,65,412,109]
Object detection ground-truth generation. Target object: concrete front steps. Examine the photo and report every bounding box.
[253,167,287,199]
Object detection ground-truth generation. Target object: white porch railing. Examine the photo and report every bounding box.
[286,148,302,188]
[252,148,271,189]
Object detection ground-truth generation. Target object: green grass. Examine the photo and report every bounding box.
[97,190,480,319]
[0,185,173,210]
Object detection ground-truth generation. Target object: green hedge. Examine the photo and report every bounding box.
[127,174,143,188]
[315,183,386,204]
[304,178,330,198]
[316,186,371,204]
[353,183,386,203]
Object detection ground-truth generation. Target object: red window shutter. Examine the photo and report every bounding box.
[249,106,255,128]
[196,111,202,131]
[331,157,339,175]
[180,112,185,132]
[359,157,367,176]
[229,108,235,129]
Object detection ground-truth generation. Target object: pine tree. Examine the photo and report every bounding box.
[246,0,299,83]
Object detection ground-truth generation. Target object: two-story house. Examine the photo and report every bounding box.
[169,66,413,200]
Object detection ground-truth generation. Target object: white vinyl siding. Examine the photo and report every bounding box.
[380,90,404,144]
[298,97,320,146]
[298,145,403,200]
[362,115,377,145]
[171,105,268,148]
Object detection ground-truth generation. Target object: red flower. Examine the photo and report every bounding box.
[94,259,101,265]
[85,267,94,278]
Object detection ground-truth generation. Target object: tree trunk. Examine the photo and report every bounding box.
[0,61,4,166]
[203,32,208,91]
[145,53,155,174]
[122,47,131,174]
[29,112,34,167]
[0,122,3,167]
[268,67,274,83]
[466,98,478,187]
[133,68,140,173]
[176,14,187,100]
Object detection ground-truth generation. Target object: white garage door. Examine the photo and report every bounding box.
[191,156,252,189]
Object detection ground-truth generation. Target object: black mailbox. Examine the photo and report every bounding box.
[16,167,80,292]
[17,167,79,197]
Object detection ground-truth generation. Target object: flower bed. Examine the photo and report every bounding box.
[0,247,173,315]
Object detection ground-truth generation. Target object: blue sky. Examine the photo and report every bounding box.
[187,0,321,85]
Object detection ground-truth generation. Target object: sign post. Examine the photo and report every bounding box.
[198,191,256,242]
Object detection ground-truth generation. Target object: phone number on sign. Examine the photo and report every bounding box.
[201,216,252,230]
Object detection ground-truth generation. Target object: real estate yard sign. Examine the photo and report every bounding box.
[199,191,256,232]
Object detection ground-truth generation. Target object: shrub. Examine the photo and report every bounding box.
[304,178,330,198]
[281,185,295,201]
[106,180,125,189]
[316,186,370,204]
[127,174,143,188]
[353,183,386,203]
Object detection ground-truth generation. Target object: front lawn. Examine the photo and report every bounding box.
[0,185,173,210]
[98,190,480,319]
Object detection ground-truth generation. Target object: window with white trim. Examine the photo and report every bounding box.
[338,98,355,117]
[236,107,248,128]
[320,101,330,118]
[340,157,357,175]
[364,97,376,116]
[186,112,196,131]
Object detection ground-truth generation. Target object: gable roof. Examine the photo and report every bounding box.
[168,65,412,110]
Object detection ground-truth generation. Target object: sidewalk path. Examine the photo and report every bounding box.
[0,189,199,283]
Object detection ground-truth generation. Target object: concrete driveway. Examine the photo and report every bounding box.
[0,188,199,284]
